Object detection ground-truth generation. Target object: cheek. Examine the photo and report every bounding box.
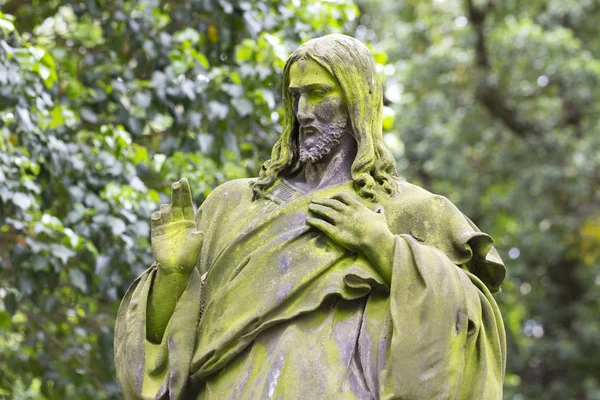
[314,98,346,123]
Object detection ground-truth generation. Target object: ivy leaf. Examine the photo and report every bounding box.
[12,192,32,210]
[69,269,88,293]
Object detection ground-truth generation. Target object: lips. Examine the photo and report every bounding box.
[300,126,318,136]
[300,126,318,147]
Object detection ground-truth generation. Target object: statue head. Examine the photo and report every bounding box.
[252,34,398,201]
[288,56,352,165]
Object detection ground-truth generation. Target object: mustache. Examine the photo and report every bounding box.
[299,125,319,135]
[299,120,350,136]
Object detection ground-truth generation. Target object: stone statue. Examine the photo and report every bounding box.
[115,34,506,399]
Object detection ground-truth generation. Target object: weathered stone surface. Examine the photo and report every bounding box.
[115,34,506,399]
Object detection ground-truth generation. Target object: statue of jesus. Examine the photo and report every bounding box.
[115,34,506,399]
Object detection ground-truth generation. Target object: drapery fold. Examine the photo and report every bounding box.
[115,265,202,399]
[115,178,506,399]
[380,235,505,399]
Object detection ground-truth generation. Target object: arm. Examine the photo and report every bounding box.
[115,178,204,398]
[308,193,505,398]
[146,178,203,343]
[146,267,194,342]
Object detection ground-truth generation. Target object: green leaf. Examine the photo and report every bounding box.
[0,18,15,33]
[13,192,32,210]
[69,269,88,293]
[191,49,210,69]
[0,15,15,33]
[0,311,11,329]
[174,27,200,44]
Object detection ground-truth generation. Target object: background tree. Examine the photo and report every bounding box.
[1,0,599,399]
[358,0,600,398]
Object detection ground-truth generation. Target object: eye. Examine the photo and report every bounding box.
[313,89,326,98]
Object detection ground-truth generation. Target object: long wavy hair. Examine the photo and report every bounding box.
[251,34,398,202]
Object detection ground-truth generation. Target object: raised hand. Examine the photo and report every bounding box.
[151,178,203,276]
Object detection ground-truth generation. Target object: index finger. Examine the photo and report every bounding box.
[179,178,195,219]
[171,178,193,207]
[330,192,362,207]
[310,197,347,212]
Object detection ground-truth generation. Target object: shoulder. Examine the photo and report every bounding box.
[207,178,255,199]
[195,178,256,227]
[382,178,473,251]
[384,179,506,292]
[197,178,255,212]
[383,179,461,220]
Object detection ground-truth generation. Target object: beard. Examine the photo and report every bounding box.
[298,120,349,164]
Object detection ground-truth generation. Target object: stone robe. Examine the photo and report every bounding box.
[115,178,506,399]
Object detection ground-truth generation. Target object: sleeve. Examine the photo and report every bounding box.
[114,264,203,400]
[113,179,248,399]
[378,234,506,400]
[410,194,506,293]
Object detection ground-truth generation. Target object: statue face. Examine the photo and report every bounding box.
[288,58,351,164]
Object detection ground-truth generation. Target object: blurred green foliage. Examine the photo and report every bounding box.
[0,0,358,397]
[0,0,598,399]
[358,0,600,398]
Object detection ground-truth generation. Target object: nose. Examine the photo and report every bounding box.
[295,94,314,124]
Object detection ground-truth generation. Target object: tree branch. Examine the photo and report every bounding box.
[465,0,543,137]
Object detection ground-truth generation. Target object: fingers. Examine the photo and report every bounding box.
[151,211,162,226]
[310,197,346,212]
[330,192,362,207]
[152,178,197,240]
[171,178,194,220]
[306,217,335,237]
[171,180,184,220]
[180,178,195,220]
[151,206,173,236]
[308,203,340,224]
[151,211,165,237]
[151,204,180,237]
[160,204,172,224]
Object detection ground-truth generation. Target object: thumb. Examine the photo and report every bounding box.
[187,230,204,253]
